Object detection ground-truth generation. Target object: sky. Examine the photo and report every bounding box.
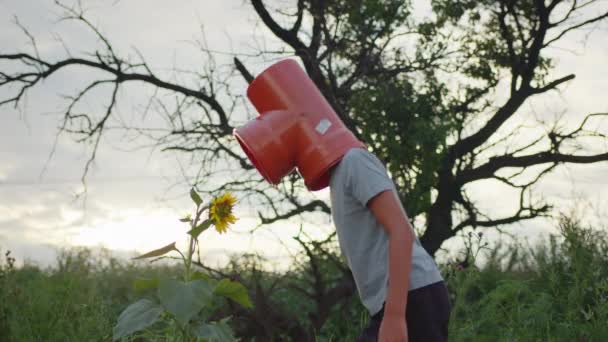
[0,0,607,269]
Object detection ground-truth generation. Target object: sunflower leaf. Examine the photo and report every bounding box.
[132,242,177,260]
[113,298,163,341]
[133,278,160,292]
[214,278,253,309]
[158,279,213,325]
[188,219,213,239]
[191,271,212,282]
[194,318,237,341]
[190,188,203,206]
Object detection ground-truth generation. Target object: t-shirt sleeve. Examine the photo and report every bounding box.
[344,149,395,206]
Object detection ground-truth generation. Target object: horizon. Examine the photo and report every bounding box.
[1,0,607,270]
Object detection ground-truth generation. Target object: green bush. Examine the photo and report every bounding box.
[1,216,607,341]
[0,248,181,342]
[447,217,608,341]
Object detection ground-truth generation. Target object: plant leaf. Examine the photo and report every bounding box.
[191,271,211,282]
[158,279,214,325]
[113,298,163,341]
[190,188,203,206]
[179,215,192,223]
[214,279,253,309]
[133,278,160,292]
[132,242,177,260]
[187,219,213,239]
[194,318,237,342]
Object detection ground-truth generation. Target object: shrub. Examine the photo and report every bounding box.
[447,216,608,341]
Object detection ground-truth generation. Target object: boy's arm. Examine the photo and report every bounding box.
[367,189,413,337]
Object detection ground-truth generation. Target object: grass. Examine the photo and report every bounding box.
[0,249,182,342]
[447,217,608,341]
[1,217,607,341]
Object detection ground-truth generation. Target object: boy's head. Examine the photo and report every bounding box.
[234,59,364,191]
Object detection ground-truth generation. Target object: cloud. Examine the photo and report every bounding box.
[1,0,607,268]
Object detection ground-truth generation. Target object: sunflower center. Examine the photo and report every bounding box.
[215,202,231,219]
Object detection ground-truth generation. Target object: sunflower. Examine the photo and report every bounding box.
[209,192,238,234]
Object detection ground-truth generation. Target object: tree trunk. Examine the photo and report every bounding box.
[421,163,457,256]
[421,199,455,256]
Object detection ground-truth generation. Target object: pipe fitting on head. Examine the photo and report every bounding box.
[234,59,365,191]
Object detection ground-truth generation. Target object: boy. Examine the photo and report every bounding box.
[234,59,451,341]
[330,147,450,341]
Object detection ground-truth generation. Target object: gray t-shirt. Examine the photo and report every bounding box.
[329,148,443,315]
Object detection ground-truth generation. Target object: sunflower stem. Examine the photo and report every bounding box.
[185,235,194,282]
[185,204,203,282]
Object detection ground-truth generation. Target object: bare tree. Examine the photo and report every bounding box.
[2,0,608,335]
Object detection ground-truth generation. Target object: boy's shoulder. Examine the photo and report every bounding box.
[333,148,388,183]
[341,148,386,170]
[332,148,369,183]
[341,147,372,163]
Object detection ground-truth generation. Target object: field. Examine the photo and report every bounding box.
[1,217,607,341]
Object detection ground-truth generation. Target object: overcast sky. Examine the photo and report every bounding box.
[1,0,607,268]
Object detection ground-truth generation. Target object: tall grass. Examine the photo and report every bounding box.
[0,248,181,342]
[1,217,607,341]
[447,217,608,341]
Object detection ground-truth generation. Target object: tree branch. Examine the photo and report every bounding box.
[234,57,254,84]
[457,150,608,184]
[250,0,307,53]
[258,199,330,224]
[545,10,608,47]
[530,73,575,94]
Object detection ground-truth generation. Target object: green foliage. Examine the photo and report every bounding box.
[2,217,608,340]
[113,299,163,340]
[112,188,249,341]
[430,0,555,87]
[188,219,213,240]
[447,217,608,341]
[350,75,453,216]
[0,248,180,341]
[324,0,412,64]
[190,188,203,206]
[133,278,161,292]
[195,318,237,342]
[132,242,178,260]
[318,0,458,218]
[157,279,214,326]
[214,279,253,309]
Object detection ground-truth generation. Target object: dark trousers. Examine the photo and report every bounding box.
[356,281,451,342]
